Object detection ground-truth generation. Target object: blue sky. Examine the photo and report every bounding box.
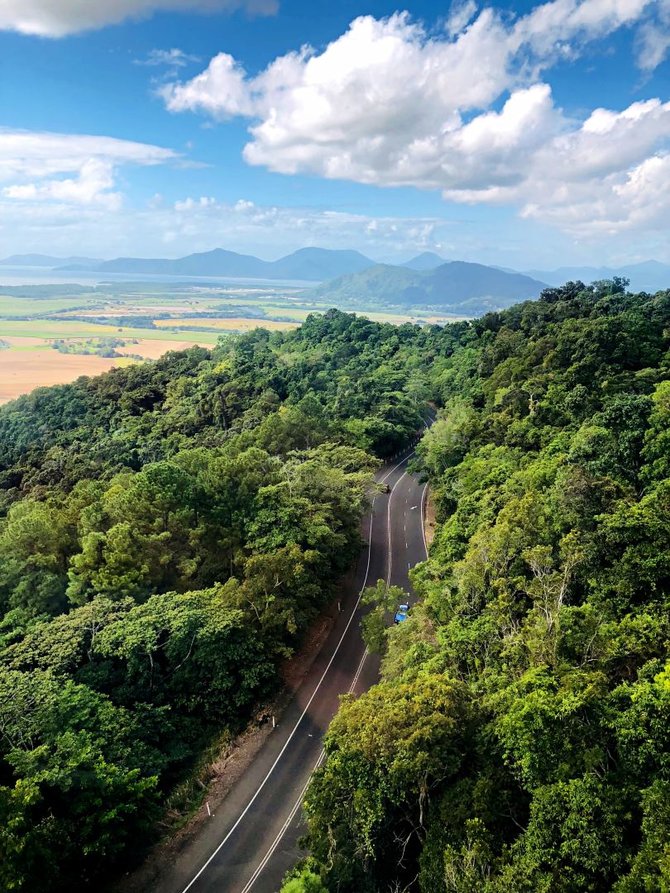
[0,0,668,267]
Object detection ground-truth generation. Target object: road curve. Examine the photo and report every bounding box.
[162,450,429,893]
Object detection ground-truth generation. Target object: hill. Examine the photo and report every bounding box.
[269,247,372,280]
[305,260,547,312]
[2,284,670,893]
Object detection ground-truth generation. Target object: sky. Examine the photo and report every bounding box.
[0,0,668,268]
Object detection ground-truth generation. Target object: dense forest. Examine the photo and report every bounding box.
[2,282,669,893]
[0,310,446,891]
[289,280,670,892]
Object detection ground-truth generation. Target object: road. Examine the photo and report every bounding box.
[163,450,429,893]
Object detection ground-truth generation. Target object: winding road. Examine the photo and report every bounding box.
[162,449,429,893]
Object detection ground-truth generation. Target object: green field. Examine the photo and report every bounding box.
[0,280,464,403]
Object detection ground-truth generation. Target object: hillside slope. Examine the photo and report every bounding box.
[305,260,547,312]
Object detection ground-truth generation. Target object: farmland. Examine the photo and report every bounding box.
[0,278,461,404]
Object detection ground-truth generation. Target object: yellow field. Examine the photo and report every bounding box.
[116,339,205,359]
[0,349,135,404]
[0,336,217,404]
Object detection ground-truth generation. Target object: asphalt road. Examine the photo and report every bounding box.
[163,450,429,893]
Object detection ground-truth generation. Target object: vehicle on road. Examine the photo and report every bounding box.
[394,603,409,623]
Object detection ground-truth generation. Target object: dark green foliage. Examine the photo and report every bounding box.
[300,285,670,892]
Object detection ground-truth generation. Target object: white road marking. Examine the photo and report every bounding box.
[239,647,370,893]
[348,648,369,694]
[179,451,414,893]
[387,468,410,586]
[238,750,324,893]
[420,482,429,559]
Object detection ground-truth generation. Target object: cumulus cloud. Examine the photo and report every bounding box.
[162,2,670,236]
[163,52,255,117]
[0,0,277,38]
[438,98,670,237]
[0,130,177,208]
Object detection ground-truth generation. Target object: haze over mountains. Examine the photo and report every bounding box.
[0,253,102,268]
[1,248,668,308]
[401,251,448,271]
[525,260,670,294]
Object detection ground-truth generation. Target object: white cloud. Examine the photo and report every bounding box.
[1,189,667,270]
[519,151,670,236]
[635,0,670,68]
[0,0,278,38]
[174,195,217,210]
[441,98,670,236]
[446,0,479,37]
[3,159,122,210]
[162,52,255,117]
[162,3,670,238]
[135,48,201,68]
[0,130,177,208]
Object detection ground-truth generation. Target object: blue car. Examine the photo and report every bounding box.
[394,603,409,624]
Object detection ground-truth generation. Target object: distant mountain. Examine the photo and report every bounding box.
[526,260,670,294]
[93,248,264,278]
[401,251,447,271]
[269,248,373,280]
[305,261,547,313]
[59,247,376,282]
[0,253,101,267]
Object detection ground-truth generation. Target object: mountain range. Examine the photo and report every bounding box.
[55,247,374,282]
[1,248,667,307]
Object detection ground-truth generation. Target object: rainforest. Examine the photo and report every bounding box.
[0,280,669,892]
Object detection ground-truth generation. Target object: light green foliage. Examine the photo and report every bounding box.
[280,868,329,893]
[417,397,479,476]
[304,676,472,889]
